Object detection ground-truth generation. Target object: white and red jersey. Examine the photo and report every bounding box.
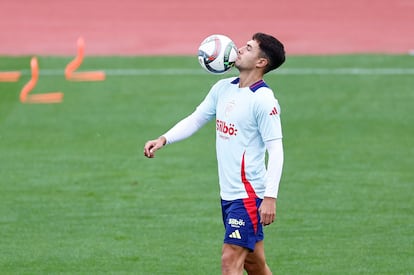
[164,77,283,200]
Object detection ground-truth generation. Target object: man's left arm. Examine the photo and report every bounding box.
[259,138,284,226]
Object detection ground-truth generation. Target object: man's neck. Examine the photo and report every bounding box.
[238,71,264,88]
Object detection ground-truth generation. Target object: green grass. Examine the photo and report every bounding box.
[0,54,413,274]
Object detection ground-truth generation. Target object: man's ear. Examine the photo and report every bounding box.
[256,57,268,69]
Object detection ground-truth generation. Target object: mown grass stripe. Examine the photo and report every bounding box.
[17,68,414,76]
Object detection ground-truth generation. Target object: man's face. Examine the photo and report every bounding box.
[235,39,263,71]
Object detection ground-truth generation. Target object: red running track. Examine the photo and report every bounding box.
[0,0,413,56]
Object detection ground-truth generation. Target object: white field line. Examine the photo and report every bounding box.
[18,68,414,76]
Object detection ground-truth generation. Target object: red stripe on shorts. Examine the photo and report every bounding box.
[241,151,259,233]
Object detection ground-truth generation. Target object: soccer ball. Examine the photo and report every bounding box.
[198,34,238,74]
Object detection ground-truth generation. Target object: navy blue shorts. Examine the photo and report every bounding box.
[221,198,264,251]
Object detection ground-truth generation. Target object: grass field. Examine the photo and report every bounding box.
[0,54,413,274]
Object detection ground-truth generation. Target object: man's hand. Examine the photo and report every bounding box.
[144,136,166,158]
[258,197,277,226]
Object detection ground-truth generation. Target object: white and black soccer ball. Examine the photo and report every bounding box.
[197,34,238,74]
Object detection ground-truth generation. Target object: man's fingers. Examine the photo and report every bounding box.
[144,139,164,158]
[144,142,156,158]
[150,146,157,153]
[260,213,275,226]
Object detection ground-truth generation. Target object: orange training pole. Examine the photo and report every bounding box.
[19,57,38,102]
[65,37,105,81]
[20,57,63,104]
[0,71,21,82]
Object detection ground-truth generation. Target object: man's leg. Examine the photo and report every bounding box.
[244,241,272,275]
[221,243,249,275]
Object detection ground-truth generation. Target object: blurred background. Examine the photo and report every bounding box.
[1,0,413,55]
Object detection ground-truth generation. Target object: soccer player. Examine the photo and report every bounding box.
[144,32,285,275]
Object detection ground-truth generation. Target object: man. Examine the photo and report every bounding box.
[144,32,285,275]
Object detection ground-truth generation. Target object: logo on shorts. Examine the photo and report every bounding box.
[229,229,242,239]
[228,218,245,228]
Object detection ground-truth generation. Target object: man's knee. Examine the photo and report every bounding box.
[221,244,248,274]
[244,256,263,274]
[243,243,272,275]
[244,260,257,273]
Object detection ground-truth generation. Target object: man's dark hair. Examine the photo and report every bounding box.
[253,32,286,73]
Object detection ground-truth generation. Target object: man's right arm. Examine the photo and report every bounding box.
[143,108,210,158]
